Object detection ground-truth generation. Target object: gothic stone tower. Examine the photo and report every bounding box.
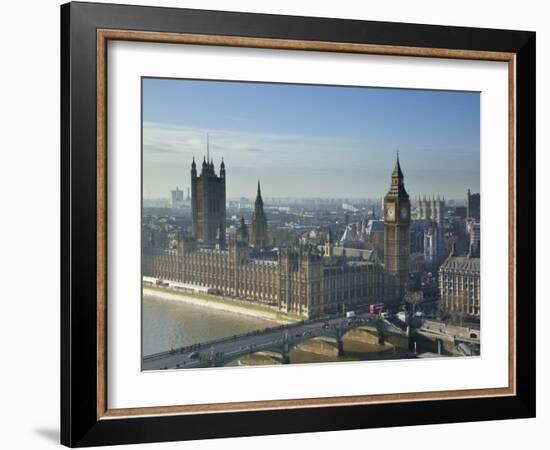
[249,180,268,250]
[191,139,226,245]
[383,153,411,305]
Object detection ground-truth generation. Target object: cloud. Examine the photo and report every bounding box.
[142,121,364,169]
[141,121,479,199]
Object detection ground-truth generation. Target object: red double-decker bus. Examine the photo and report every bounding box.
[369,303,385,314]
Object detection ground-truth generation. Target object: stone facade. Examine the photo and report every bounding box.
[143,238,384,318]
[438,252,480,316]
[417,196,445,224]
[383,153,411,305]
[423,223,446,271]
[143,155,412,318]
[191,148,226,245]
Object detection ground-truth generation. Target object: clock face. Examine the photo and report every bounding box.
[386,205,395,221]
[400,206,409,219]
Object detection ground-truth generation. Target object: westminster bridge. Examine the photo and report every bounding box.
[142,314,408,370]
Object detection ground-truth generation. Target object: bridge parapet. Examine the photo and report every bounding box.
[143,316,389,370]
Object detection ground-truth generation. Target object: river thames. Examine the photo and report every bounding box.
[143,293,414,365]
[143,293,277,356]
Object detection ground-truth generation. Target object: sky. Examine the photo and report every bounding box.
[142,78,480,200]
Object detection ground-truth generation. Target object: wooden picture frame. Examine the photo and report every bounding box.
[61,1,535,447]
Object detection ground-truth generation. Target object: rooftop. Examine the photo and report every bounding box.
[440,255,480,272]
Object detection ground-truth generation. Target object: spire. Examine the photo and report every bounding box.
[254,180,264,208]
[191,156,197,177]
[387,150,408,198]
[206,133,210,163]
[392,149,404,179]
[250,180,268,250]
[220,157,225,178]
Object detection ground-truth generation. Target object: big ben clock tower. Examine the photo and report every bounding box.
[383,152,411,305]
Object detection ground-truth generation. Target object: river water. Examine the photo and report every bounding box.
[143,294,417,364]
[143,294,277,355]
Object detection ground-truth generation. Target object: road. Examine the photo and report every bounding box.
[142,313,384,370]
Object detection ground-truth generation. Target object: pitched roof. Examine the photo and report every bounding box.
[340,225,354,244]
[366,220,384,233]
[440,255,480,272]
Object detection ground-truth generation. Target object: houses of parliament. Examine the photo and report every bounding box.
[142,153,411,318]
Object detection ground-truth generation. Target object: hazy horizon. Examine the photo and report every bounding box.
[143,78,480,200]
[144,195,467,203]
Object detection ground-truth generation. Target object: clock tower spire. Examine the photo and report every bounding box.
[383,151,411,305]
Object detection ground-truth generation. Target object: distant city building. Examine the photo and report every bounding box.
[453,206,467,219]
[446,215,469,255]
[423,222,446,271]
[170,187,184,207]
[466,219,480,257]
[416,195,445,224]
[342,203,359,213]
[409,219,430,254]
[439,244,480,317]
[467,188,481,221]
[142,216,179,250]
[301,227,325,247]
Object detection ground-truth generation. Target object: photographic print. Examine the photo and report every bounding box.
[141,78,481,371]
[61,6,535,444]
